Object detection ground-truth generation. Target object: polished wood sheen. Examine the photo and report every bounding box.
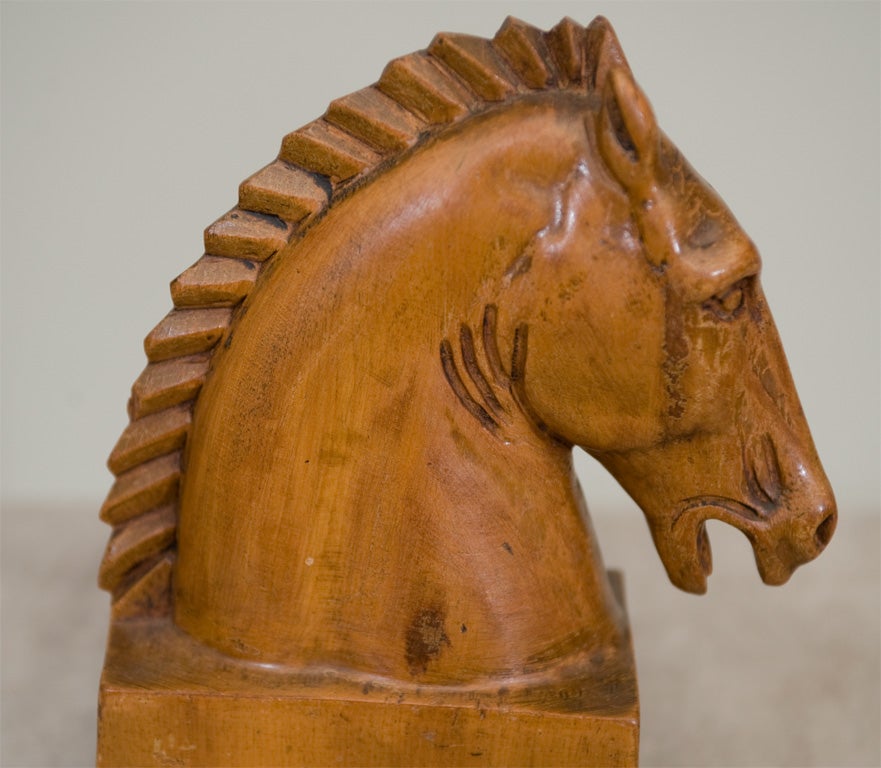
[97,15,835,766]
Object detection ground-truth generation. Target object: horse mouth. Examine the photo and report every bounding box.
[666,496,834,594]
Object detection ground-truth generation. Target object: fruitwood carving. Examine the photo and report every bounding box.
[97,16,836,766]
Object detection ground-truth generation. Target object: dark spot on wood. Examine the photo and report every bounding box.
[460,624,467,633]
[243,259,256,271]
[502,541,513,555]
[405,605,451,675]
[362,681,374,695]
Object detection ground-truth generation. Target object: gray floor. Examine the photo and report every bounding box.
[2,504,878,767]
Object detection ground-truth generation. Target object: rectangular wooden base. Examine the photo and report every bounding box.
[99,689,638,767]
[98,573,638,767]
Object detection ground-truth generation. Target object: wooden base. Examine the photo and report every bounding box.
[97,574,638,767]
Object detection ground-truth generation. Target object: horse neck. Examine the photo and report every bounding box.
[176,96,628,675]
[241,98,594,446]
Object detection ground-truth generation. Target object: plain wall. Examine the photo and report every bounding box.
[2,1,878,517]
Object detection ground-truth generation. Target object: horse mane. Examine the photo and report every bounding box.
[98,15,626,619]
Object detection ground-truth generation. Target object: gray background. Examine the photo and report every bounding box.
[2,2,878,766]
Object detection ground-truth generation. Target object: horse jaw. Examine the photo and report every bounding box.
[658,490,837,594]
[595,427,837,596]
[659,499,798,595]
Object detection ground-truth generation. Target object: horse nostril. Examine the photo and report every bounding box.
[814,512,836,549]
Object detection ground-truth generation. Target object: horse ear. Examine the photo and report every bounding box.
[595,66,660,197]
[585,16,632,94]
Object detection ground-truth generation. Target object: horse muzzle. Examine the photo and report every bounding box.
[598,423,837,595]
[668,488,836,594]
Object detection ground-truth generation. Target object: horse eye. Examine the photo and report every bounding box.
[719,286,744,313]
[704,281,746,319]
[687,216,722,250]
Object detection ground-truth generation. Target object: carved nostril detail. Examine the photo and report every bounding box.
[815,513,836,549]
[746,433,783,507]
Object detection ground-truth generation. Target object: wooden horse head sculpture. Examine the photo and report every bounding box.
[99,17,835,687]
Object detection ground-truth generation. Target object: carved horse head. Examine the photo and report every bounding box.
[501,46,836,594]
[100,17,835,681]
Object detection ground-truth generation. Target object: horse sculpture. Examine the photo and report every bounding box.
[97,16,835,765]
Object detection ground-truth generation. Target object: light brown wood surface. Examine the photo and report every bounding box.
[98,573,637,767]
[97,15,835,766]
